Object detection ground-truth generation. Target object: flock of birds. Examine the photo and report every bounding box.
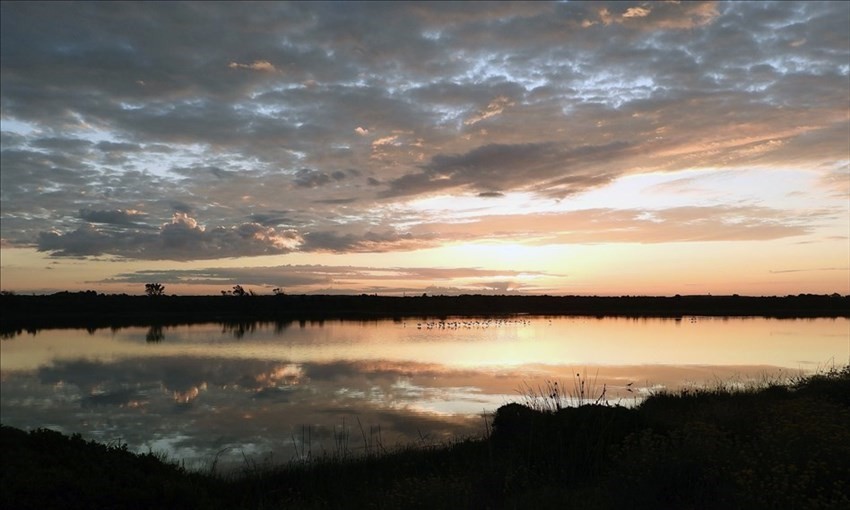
[407,318,538,330]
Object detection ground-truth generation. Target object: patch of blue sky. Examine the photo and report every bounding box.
[570,73,657,108]
[0,117,40,135]
[429,104,469,128]
[112,143,215,180]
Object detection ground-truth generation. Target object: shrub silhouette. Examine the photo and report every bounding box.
[144,283,165,296]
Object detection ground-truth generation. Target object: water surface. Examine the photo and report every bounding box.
[1,316,846,470]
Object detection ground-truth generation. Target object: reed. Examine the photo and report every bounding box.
[516,369,608,411]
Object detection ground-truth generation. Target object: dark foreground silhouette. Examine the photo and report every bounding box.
[2,366,848,509]
[2,292,847,336]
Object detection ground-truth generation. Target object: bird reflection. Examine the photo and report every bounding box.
[416,318,532,330]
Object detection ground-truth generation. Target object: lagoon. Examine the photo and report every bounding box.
[1,316,847,471]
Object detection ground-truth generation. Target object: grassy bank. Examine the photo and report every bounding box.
[2,366,848,509]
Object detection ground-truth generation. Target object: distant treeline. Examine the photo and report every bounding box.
[1,292,847,336]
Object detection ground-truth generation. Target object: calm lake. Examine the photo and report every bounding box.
[1,316,847,471]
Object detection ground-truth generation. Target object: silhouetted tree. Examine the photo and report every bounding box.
[273,287,285,296]
[232,285,246,297]
[145,283,165,296]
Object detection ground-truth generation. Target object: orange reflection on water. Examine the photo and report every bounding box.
[2,317,846,375]
[1,316,846,471]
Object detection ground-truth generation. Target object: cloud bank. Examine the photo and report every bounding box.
[0,1,847,272]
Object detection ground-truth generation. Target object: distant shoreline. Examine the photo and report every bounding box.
[1,293,847,335]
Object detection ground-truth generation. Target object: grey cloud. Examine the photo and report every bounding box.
[96,141,143,153]
[199,167,241,181]
[100,264,554,291]
[38,215,303,260]
[38,224,137,257]
[294,169,333,188]
[0,145,183,246]
[313,198,358,205]
[1,131,27,148]
[248,212,292,227]
[78,208,149,227]
[30,137,92,152]
[172,202,194,215]
[2,1,847,262]
[105,266,329,288]
[381,143,554,197]
[382,141,630,198]
[28,199,834,261]
[300,230,428,253]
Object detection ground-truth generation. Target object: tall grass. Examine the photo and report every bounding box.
[516,370,608,411]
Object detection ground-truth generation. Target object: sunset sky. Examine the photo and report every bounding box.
[1,1,848,296]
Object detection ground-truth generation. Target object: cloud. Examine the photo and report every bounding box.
[372,135,400,147]
[768,267,849,274]
[300,230,431,253]
[78,208,148,226]
[381,141,629,198]
[95,141,143,152]
[105,265,331,288]
[596,1,719,29]
[293,168,333,188]
[312,197,358,205]
[38,213,304,260]
[1,0,847,269]
[622,6,651,19]
[38,224,130,257]
[228,60,278,73]
[411,205,821,244]
[464,96,515,126]
[248,212,292,227]
[100,264,557,293]
[818,166,850,200]
[30,137,92,153]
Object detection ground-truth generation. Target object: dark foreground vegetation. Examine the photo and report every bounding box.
[1,292,847,336]
[2,366,848,509]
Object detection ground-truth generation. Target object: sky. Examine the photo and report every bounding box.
[1,1,848,296]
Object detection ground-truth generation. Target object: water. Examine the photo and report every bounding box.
[1,316,847,471]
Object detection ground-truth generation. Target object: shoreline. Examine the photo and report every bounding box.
[2,293,847,335]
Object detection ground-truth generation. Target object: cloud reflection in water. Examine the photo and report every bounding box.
[1,317,846,470]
